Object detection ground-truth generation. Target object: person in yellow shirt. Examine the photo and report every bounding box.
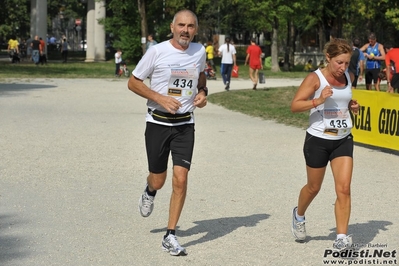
[303,59,315,72]
[7,36,20,63]
[205,41,216,71]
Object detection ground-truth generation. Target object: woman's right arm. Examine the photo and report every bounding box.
[290,73,319,113]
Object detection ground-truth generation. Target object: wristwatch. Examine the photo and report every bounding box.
[198,86,208,96]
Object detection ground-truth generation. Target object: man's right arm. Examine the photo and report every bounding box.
[359,43,368,52]
[128,76,160,102]
[359,60,364,76]
[245,53,249,65]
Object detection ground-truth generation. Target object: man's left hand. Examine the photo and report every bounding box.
[194,91,207,108]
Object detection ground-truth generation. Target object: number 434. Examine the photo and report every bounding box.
[173,79,193,89]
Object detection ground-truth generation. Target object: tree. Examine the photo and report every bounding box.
[0,0,29,41]
[386,4,399,30]
[138,0,148,55]
[230,0,293,72]
[102,0,142,62]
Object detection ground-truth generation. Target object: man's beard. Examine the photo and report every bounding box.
[177,32,191,47]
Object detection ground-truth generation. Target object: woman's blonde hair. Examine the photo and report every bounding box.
[323,38,352,59]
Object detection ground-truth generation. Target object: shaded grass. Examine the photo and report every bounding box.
[0,61,117,79]
[0,55,310,80]
[208,87,310,129]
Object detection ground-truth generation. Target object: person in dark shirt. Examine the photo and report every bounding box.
[31,36,41,65]
[39,37,47,65]
[348,38,365,89]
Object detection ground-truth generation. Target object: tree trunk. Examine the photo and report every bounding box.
[289,21,295,71]
[283,19,292,71]
[318,23,324,52]
[271,17,280,72]
[138,0,148,55]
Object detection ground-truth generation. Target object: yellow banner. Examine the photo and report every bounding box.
[352,90,399,151]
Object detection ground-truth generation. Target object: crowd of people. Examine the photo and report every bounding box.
[302,33,399,93]
[5,35,70,65]
[200,32,398,94]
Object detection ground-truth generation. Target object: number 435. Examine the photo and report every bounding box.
[330,120,348,128]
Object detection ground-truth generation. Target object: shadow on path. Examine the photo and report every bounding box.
[0,83,57,96]
[0,214,30,264]
[151,213,270,248]
[307,220,393,245]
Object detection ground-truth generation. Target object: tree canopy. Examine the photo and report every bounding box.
[1,0,398,69]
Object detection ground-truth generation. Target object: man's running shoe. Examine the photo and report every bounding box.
[162,234,188,256]
[333,235,353,251]
[138,186,154,217]
[291,206,306,241]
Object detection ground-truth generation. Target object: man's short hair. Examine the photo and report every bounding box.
[369,33,376,40]
[352,38,361,48]
[251,38,256,43]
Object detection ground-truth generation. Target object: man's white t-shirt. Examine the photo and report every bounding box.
[133,40,206,126]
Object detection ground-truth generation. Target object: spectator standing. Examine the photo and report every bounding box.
[290,38,360,250]
[385,43,399,93]
[7,36,19,63]
[303,59,314,72]
[31,35,42,65]
[19,39,27,61]
[218,37,237,91]
[114,49,122,77]
[360,33,385,91]
[50,36,57,44]
[318,60,326,69]
[205,41,216,71]
[245,38,263,90]
[26,36,33,61]
[127,9,207,256]
[348,38,365,89]
[39,37,47,65]
[61,38,68,63]
[146,34,158,52]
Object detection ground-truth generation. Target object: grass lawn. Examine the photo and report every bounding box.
[208,87,310,129]
[0,59,117,79]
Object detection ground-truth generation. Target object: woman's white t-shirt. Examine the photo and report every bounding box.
[307,69,353,140]
[218,43,236,64]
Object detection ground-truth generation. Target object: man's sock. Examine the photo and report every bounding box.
[337,234,346,240]
[164,229,176,238]
[146,185,156,197]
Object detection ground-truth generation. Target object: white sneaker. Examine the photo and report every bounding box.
[138,187,154,217]
[162,234,188,256]
[333,235,353,251]
[291,207,306,241]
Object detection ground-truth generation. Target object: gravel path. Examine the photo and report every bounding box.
[1,77,397,266]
